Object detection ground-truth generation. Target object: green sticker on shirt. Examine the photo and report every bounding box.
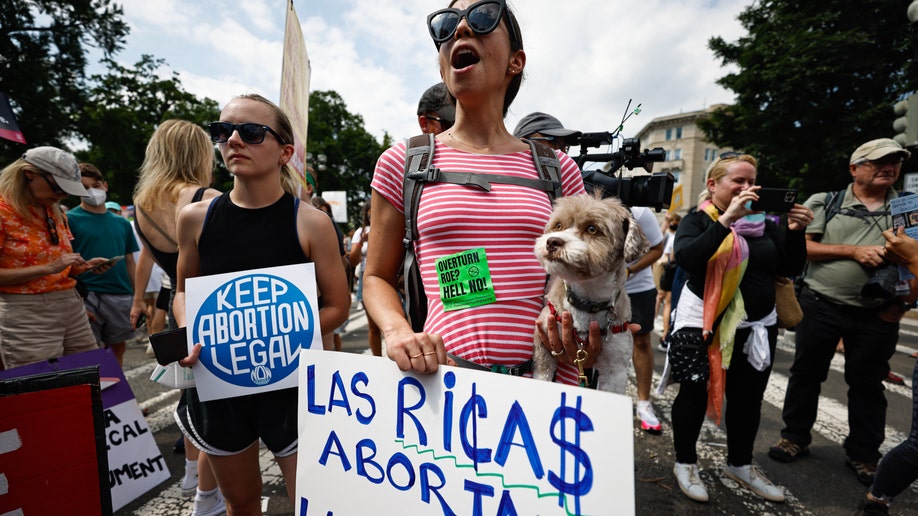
[435,247,496,311]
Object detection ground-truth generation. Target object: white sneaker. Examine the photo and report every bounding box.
[673,462,708,502]
[180,459,198,496]
[723,463,785,502]
[192,488,226,516]
[636,400,662,434]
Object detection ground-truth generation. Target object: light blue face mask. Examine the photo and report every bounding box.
[744,212,765,223]
[743,201,765,223]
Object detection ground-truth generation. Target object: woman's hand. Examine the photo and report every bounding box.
[385,329,448,374]
[883,227,918,274]
[719,186,760,226]
[178,343,201,368]
[786,204,815,231]
[49,253,88,275]
[69,257,113,276]
[130,299,151,330]
[536,307,602,368]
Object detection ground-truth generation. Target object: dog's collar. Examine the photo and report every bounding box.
[546,301,630,337]
[564,282,619,314]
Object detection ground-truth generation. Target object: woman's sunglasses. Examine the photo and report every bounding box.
[38,173,66,195]
[208,122,287,145]
[427,0,518,50]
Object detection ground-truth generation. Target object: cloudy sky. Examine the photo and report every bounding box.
[115,0,752,146]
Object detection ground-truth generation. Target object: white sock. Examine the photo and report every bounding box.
[196,487,218,498]
[636,400,651,410]
[185,458,197,471]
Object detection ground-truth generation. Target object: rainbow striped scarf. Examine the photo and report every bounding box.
[700,200,763,423]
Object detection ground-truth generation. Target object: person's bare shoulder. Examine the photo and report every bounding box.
[177,197,211,229]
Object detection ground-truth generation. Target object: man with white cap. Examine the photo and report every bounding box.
[0,147,112,369]
[770,138,915,486]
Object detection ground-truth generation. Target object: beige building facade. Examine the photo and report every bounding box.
[630,104,733,213]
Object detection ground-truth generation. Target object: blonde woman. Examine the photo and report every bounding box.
[0,147,110,369]
[174,94,349,513]
[129,119,223,513]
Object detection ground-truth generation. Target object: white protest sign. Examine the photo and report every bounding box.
[105,397,170,510]
[186,263,322,401]
[322,190,348,223]
[904,173,918,193]
[296,352,634,515]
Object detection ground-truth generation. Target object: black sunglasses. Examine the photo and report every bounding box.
[45,213,59,246]
[423,115,454,130]
[719,151,740,159]
[528,136,569,152]
[208,122,287,145]
[427,0,518,50]
[38,173,67,195]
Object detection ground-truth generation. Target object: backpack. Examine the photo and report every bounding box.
[401,133,563,332]
[821,188,906,230]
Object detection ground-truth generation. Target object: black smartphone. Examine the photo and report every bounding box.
[750,188,798,212]
[84,255,125,273]
[134,312,146,330]
[149,327,189,366]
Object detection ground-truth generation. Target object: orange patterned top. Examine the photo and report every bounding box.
[0,196,77,294]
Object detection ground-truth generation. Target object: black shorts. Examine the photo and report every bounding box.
[155,285,171,311]
[176,386,298,457]
[628,288,657,336]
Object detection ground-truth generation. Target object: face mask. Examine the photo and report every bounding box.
[84,188,107,207]
[669,224,678,231]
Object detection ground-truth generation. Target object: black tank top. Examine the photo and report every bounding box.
[198,191,308,276]
[135,187,208,281]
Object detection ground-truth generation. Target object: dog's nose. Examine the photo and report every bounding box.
[546,236,564,252]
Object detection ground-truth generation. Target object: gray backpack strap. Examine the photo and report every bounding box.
[406,169,557,193]
[526,139,563,201]
[403,133,435,333]
[823,190,845,226]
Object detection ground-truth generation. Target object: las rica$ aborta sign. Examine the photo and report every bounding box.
[185,263,635,515]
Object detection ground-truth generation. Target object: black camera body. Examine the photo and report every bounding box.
[861,263,900,300]
[571,135,673,211]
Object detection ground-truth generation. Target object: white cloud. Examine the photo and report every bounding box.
[107,0,752,145]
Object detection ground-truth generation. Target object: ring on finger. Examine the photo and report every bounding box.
[551,349,564,357]
[410,352,423,359]
[423,351,436,356]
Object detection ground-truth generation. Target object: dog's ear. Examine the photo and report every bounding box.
[623,213,650,263]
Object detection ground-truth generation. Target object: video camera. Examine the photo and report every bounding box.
[570,134,674,212]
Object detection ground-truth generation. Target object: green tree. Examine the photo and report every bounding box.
[306,90,391,227]
[699,0,917,196]
[79,55,221,204]
[0,0,129,163]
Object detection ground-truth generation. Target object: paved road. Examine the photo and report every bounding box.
[116,305,918,515]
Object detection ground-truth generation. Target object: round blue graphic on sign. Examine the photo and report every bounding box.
[192,273,315,388]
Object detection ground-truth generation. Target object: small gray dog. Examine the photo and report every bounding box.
[533,192,649,393]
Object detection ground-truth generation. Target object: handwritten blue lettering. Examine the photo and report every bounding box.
[494,401,543,479]
[351,372,376,425]
[460,384,491,466]
[464,479,494,516]
[549,392,593,515]
[396,377,428,446]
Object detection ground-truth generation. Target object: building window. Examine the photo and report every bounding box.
[674,148,682,160]
[671,170,681,183]
[676,127,683,139]
[665,128,672,141]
